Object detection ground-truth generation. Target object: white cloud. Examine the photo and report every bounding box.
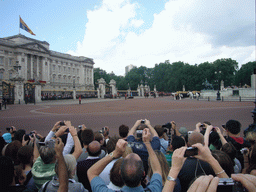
[68,0,255,76]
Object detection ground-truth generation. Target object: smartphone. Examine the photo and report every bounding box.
[184,147,198,157]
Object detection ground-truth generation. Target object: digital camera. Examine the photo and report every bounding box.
[217,178,247,192]
[136,130,143,139]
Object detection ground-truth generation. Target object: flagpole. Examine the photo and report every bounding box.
[19,15,20,34]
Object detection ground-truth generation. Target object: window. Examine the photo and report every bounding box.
[53,65,55,71]
[9,58,13,66]
[22,58,25,62]
[64,67,66,72]
[58,66,61,72]
[0,57,3,65]
[0,72,3,79]
[77,69,79,74]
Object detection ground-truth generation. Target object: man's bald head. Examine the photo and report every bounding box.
[188,132,204,146]
[87,141,101,157]
[121,153,144,187]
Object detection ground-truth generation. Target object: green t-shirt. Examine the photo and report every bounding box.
[165,151,173,167]
[31,156,56,189]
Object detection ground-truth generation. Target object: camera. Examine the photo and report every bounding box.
[59,122,65,126]
[240,148,248,154]
[39,139,55,149]
[184,147,198,157]
[217,178,246,192]
[6,127,13,132]
[222,124,226,129]
[162,122,172,129]
[136,130,143,139]
[200,124,204,127]
[65,128,69,133]
[141,120,145,124]
[78,125,82,129]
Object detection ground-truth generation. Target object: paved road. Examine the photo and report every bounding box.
[0,97,254,137]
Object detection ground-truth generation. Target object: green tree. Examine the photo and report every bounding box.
[235,61,256,87]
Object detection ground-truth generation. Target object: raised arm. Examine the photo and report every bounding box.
[87,139,127,182]
[162,147,187,192]
[171,121,181,137]
[204,124,213,147]
[145,119,159,137]
[143,128,161,175]
[54,138,68,192]
[69,126,83,159]
[192,143,228,178]
[128,120,142,136]
[215,127,227,146]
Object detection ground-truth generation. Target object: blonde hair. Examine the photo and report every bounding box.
[148,150,170,185]
[55,154,76,179]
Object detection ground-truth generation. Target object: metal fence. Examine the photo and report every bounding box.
[197,96,256,102]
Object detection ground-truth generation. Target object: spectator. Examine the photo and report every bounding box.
[77,128,105,162]
[177,132,215,192]
[245,131,256,146]
[99,136,120,185]
[243,143,256,176]
[0,136,7,156]
[32,142,56,189]
[40,154,88,192]
[4,140,22,165]
[2,132,12,144]
[102,126,110,145]
[13,129,26,143]
[211,150,234,177]
[221,142,242,173]
[18,144,38,191]
[39,137,69,192]
[155,125,168,154]
[107,158,124,190]
[119,124,129,140]
[88,129,162,192]
[94,131,107,153]
[147,150,170,186]
[224,119,251,167]
[77,141,101,192]
[0,156,27,191]
[163,143,228,192]
[127,119,160,174]
[165,136,186,167]
[195,121,211,135]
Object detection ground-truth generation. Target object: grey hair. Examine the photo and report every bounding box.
[55,154,76,179]
[39,146,56,164]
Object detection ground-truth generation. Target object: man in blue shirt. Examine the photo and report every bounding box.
[88,129,162,192]
[126,119,160,174]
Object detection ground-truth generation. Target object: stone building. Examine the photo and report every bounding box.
[0,34,94,103]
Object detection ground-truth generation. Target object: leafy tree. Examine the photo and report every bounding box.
[235,61,256,86]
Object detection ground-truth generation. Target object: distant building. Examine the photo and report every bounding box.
[125,64,135,76]
[0,34,94,103]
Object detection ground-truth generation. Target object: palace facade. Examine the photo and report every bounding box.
[0,34,95,103]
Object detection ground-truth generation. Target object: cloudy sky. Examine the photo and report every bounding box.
[1,0,255,76]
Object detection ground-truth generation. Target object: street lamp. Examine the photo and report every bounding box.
[215,71,221,100]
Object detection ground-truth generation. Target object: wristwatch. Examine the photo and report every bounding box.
[167,176,176,182]
[109,152,117,159]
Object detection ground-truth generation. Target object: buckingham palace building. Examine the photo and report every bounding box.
[0,34,95,104]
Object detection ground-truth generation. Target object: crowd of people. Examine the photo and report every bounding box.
[0,118,256,192]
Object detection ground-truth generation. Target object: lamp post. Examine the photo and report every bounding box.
[215,71,221,100]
